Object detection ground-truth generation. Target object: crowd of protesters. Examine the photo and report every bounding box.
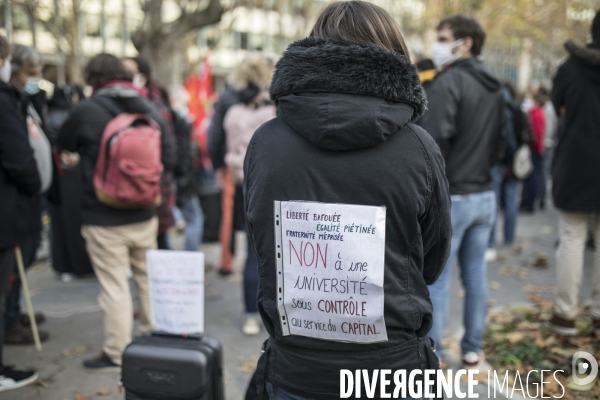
[0,2,599,396]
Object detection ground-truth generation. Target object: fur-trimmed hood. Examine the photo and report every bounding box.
[269,38,426,151]
[565,40,600,67]
[270,38,426,117]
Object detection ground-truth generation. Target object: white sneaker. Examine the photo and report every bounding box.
[242,317,261,336]
[462,351,484,369]
[485,248,498,262]
[0,367,38,392]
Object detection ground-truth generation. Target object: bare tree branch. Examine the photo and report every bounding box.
[160,0,223,42]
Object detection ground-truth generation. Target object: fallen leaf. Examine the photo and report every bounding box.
[515,320,536,330]
[492,331,525,343]
[550,347,577,359]
[75,394,91,400]
[236,356,259,373]
[505,332,525,343]
[93,387,112,396]
[531,252,549,268]
[497,253,509,262]
[490,281,501,290]
[512,245,523,255]
[61,345,90,359]
[516,268,529,278]
[488,311,513,325]
[535,335,546,348]
[523,285,556,294]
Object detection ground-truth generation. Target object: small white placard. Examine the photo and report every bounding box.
[275,201,387,343]
[147,250,205,334]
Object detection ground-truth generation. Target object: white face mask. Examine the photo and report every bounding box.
[431,39,465,69]
[0,60,11,82]
[24,78,41,95]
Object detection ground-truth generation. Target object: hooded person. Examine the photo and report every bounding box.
[549,10,600,335]
[208,58,274,276]
[46,85,94,281]
[243,2,451,399]
[418,14,505,368]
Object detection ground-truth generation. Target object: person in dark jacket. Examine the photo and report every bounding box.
[170,89,204,252]
[244,2,451,399]
[549,11,600,335]
[0,34,40,392]
[57,53,176,371]
[488,82,527,259]
[208,61,273,275]
[4,44,51,346]
[46,85,94,281]
[419,15,505,368]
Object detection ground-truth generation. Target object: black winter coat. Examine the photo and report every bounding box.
[57,84,176,227]
[244,38,451,398]
[419,58,505,195]
[0,81,41,248]
[172,111,198,205]
[552,41,600,212]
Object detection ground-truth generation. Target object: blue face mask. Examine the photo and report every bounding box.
[24,78,41,95]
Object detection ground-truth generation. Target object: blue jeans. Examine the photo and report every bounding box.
[428,191,496,357]
[489,165,520,247]
[266,382,426,400]
[522,152,544,210]
[180,195,204,252]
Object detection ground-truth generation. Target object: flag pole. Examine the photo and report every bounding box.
[14,245,42,351]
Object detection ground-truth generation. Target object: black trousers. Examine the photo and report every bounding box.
[0,248,15,369]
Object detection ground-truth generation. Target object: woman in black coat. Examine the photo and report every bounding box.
[244,2,451,399]
[548,12,600,335]
[46,85,94,280]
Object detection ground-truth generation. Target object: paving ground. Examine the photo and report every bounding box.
[3,202,597,400]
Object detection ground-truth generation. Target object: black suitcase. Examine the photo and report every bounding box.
[121,332,224,400]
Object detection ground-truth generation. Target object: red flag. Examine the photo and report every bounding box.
[185,57,215,168]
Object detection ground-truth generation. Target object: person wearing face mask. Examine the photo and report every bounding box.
[0,34,41,392]
[4,44,52,346]
[418,15,505,369]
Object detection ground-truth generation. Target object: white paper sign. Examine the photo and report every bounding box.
[275,201,387,343]
[147,250,205,334]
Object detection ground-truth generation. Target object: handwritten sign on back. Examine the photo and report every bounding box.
[274,201,387,343]
[147,250,205,334]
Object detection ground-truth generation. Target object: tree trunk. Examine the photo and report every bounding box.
[4,0,13,42]
[69,0,83,84]
[133,0,224,86]
[137,38,181,86]
[24,4,37,49]
[518,38,533,92]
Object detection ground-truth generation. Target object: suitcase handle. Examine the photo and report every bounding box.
[150,331,203,340]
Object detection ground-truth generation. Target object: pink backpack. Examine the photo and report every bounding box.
[93,96,163,208]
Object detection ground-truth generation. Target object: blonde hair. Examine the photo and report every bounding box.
[230,56,274,91]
